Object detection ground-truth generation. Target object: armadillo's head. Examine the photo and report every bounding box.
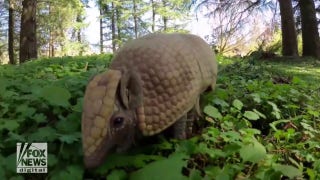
[81,69,143,169]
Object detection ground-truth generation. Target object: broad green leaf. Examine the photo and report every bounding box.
[176,139,198,155]
[222,144,242,155]
[213,98,229,107]
[107,169,128,180]
[197,144,226,158]
[269,119,290,131]
[48,154,58,167]
[97,154,164,173]
[58,132,81,144]
[16,104,36,117]
[206,166,231,180]
[273,164,302,179]
[0,78,9,93]
[72,98,83,112]
[214,88,229,99]
[28,127,57,142]
[0,166,5,180]
[56,116,80,133]
[39,86,71,107]
[240,140,266,163]
[50,165,83,180]
[204,105,222,120]
[267,101,281,119]
[0,102,9,115]
[188,169,209,180]
[7,132,26,142]
[0,120,19,131]
[4,153,16,173]
[255,168,282,180]
[221,131,241,142]
[251,93,261,103]
[130,153,188,180]
[243,111,260,120]
[32,113,47,123]
[253,109,266,119]
[267,101,279,111]
[239,128,261,136]
[232,99,243,110]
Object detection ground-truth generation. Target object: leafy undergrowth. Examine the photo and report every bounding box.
[0,55,319,179]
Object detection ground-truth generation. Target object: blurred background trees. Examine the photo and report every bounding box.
[0,0,319,64]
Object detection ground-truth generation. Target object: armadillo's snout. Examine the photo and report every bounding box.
[81,70,123,169]
[84,155,105,169]
[83,137,115,169]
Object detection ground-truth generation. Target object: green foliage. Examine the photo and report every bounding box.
[264,29,282,55]
[130,153,188,180]
[0,54,112,179]
[0,54,319,179]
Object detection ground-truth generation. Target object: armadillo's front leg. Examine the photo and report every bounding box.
[186,110,197,138]
[173,114,187,139]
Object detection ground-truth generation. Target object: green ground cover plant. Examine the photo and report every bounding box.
[0,55,319,179]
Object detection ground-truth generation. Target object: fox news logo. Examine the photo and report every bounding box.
[16,143,47,173]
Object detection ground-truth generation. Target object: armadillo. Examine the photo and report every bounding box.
[82,33,218,168]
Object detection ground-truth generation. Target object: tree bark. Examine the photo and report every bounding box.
[20,0,37,63]
[49,31,54,57]
[8,0,15,64]
[111,2,116,53]
[133,0,138,38]
[48,4,54,57]
[76,14,84,56]
[151,0,155,32]
[76,15,82,43]
[299,0,320,58]
[116,4,121,48]
[162,0,167,31]
[99,6,103,53]
[278,0,298,56]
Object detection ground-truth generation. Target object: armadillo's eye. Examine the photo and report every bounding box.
[113,117,124,127]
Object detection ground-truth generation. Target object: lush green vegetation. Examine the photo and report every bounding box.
[0,55,319,179]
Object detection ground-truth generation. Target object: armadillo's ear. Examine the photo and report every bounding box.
[120,70,130,109]
[120,70,143,109]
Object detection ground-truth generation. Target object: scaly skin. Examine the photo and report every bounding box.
[82,33,218,168]
[110,33,217,135]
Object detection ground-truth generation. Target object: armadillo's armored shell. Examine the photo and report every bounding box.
[82,70,121,161]
[111,33,217,136]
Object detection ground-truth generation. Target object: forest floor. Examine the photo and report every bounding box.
[0,55,319,179]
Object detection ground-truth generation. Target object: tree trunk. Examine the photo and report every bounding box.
[299,0,320,58]
[76,14,83,56]
[151,0,155,32]
[49,31,54,57]
[133,0,138,38]
[278,0,298,56]
[162,0,167,31]
[49,4,54,57]
[100,6,104,53]
[76,15,82,43]
[8,0,15,64]
[116,4,121,48]
[19,0,37,63]
[111,2,116,53]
